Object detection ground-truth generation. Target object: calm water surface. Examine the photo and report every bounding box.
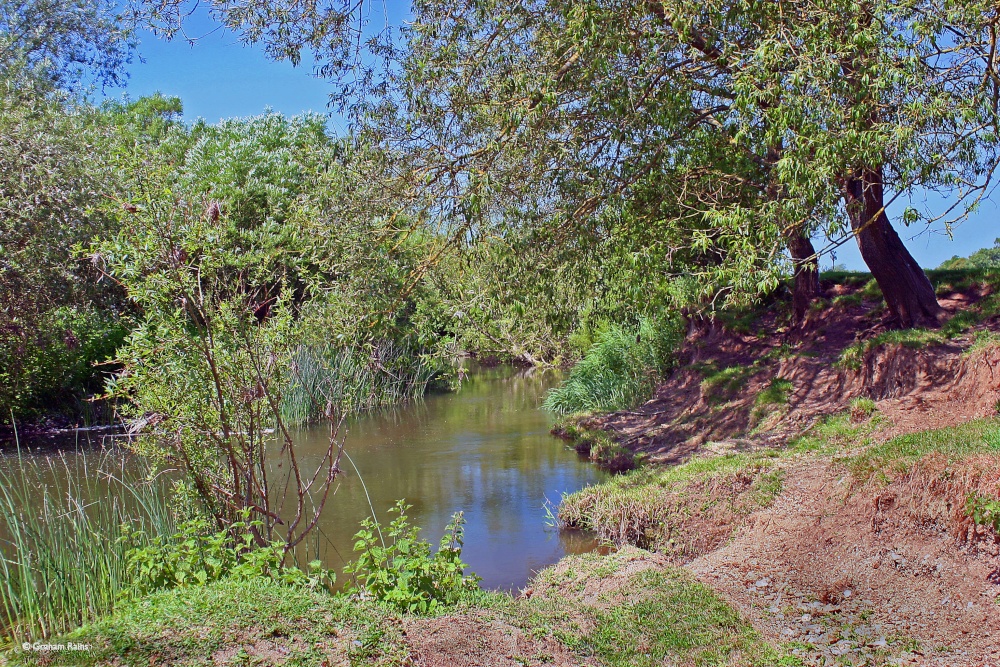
[3,365,606,591]
[299,365,606,590]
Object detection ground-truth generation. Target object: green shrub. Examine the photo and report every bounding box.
[966,494,1000,533]
[0,307,127,423]
[122,511,334,598]
[544,316,683,414]
[344,500,480,613]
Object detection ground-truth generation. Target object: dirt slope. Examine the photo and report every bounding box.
[689,459,1000,666]
[585,283,1000,464]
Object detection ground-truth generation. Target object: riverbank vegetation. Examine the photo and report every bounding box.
[0,447,174,640]
[5,0,1000,663]
[11,548,790,667]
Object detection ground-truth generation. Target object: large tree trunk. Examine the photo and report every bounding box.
[842,166,943,328]
[786,230,820,325]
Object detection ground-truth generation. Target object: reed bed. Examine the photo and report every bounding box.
[0,440,175,643]
[282,341,441,424]
[543,316,683,414]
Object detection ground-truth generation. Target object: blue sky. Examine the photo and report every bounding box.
[108,11,341,128]
[106,9,998,271]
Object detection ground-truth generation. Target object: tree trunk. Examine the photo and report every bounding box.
[842,166,943,328]
[786,230,820,324]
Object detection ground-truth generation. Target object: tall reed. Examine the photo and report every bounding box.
[0,440,175,643]
[543,316,683,414]
[282,341,442,424]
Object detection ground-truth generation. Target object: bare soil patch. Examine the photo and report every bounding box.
[402,610,587,667]
[584,283,1000,465]
[687,459,1000,666]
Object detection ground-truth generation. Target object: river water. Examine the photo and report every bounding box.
[2,365,606,592]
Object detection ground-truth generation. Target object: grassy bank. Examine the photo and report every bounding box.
[558,404,1000,557]
[559,449,785,553]
[4,548,793,667]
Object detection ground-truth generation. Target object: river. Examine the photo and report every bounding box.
[1,365,606,592]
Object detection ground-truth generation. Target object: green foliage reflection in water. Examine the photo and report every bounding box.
[544,316,684,414]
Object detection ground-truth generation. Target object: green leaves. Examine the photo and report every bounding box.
[122,510,335,598]
[343,500,480,614]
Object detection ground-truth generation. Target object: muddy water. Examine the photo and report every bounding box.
[2,366,606,591]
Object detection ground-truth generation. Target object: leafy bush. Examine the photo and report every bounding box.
[543,315,683,414]
[344,500,480,613]
[122,511,333,598]
[0,306,127,424]
[965,494,1000,533]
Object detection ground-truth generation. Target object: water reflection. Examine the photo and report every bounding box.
[2,365,607,592]
[294,365,606,590]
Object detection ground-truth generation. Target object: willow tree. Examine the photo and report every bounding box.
[389,0,1000,327]
[130,0,1000,328]
[734,0,1000,326]
[0,0,134,89]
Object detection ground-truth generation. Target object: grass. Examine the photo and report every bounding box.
[837,417,1000,484]
[788,408,887,455]
[559,451,784,550]
[543,316,683,415]
[512,549,793,667]
[9,548,796,667]
[819,270,871,287]
[837,328,946,370]
[563,429,637,473]
[859,278,883,300]
[749,378,793,433]
[3,576,408,667]
[963,329,1000,356]
[831,293,863,308]
[0,445,175,644]
[699,363,758,404]
[848,396,877,421]
[754,378,792,407]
